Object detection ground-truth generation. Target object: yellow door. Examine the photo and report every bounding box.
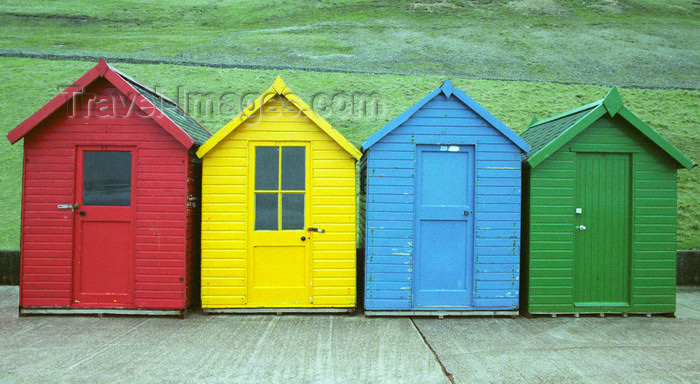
[248,142,312,306]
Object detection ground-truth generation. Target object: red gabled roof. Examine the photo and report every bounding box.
[6,58,207,148]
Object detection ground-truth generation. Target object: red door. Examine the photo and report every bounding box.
[72,146,136,307]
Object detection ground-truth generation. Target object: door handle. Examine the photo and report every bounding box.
[301,236,306,241]
[79,211,86,216]
[578,225,587,231]
[463,211,470,216]
[57,204,79,212]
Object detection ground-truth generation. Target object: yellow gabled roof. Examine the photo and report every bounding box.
[196,77,361,160]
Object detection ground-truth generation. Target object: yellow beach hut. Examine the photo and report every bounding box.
[197,77,361,313]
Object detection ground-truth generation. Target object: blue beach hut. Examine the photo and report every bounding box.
[359,80,530,315]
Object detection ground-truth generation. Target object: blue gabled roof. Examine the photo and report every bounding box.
[361,80,530,153]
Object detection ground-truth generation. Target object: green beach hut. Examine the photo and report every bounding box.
[520,87,695,316]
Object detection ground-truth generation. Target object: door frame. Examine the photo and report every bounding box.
[246,140,313,306]
[412,143,476,309]
[71,144,137,307]
[572,149,634,308]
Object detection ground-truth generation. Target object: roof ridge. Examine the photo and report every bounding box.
[363,79,529,153]
[8,59,207,148]
[528,99,601,129]
[440,79,454,97]
[520,104,603,164]
[108,64,212,145]
[602,86,624,116]
[197,77,360,159]
[109,65,179,106]
[272,76,287,94]
[521,86,694,169]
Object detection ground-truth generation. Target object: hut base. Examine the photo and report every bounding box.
[364,310,518,318]
[202,307,355,315]
[19,307,187,318]
[523,312,675,318]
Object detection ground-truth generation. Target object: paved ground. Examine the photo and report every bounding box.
[1,286,699,383]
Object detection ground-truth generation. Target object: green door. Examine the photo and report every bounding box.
[574,152,631,308]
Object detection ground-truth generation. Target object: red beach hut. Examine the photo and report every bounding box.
[6,59,211,316]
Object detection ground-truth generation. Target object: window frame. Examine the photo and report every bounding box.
[252,143,308,231]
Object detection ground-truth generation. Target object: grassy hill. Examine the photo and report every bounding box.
[0,0,698,89]
[1,57,697,250]
[0,0,698,250]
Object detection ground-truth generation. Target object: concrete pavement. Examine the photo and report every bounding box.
[415,287,700,383]
[1,286,699,383]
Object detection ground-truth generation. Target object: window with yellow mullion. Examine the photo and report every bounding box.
[254,146,305,231]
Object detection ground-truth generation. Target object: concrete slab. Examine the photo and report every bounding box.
[414,286,700,383]
[2,286,699,383]
[677,285,700,319]
[0,287,448,383]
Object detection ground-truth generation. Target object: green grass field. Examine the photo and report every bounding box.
[0,0,698,250]
[1,57,697,249]
[0,0,698,88]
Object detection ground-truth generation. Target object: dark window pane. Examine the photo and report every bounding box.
[281,147,305,191]
[282,193,304,230]
[255,147,279,190]
[83,151,131,206]
[255,193,278,230]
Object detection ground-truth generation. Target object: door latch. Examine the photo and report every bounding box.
[57,204,79,212]
[578,225,587,231]
[307,227,325,233]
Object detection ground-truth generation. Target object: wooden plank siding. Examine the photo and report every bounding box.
[357,154,367,251]
[364,94,522,310]
[200,98,356,308]
[184,148,202,308]
[20,79,191,310]
[524,115,678,314]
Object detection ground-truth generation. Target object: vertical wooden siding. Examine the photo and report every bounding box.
[525,115,678,313]
[200,97,356,308]
[364,94,522,310]
[20,79,190,309]
[185,148,202,307]
[358,155,367,251]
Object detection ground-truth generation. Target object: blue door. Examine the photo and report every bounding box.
[413,145,474,308]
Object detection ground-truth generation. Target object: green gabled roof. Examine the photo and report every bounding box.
[520,87,695,170]
[113,66,211,146]
[521,106,597,162]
